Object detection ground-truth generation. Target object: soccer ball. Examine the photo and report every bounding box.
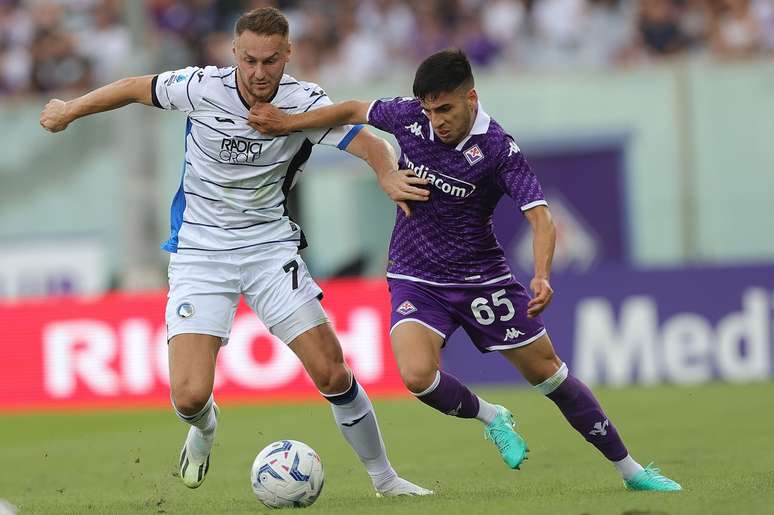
[250,440,324,509]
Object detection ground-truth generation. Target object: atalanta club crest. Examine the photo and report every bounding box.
[397,300,418,315]
[177,302,195,319]
[463,144,484,165]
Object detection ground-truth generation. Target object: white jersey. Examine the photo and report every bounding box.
[151,66,362,253]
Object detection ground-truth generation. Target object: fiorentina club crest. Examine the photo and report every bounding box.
[463,144,484,165]
[397,300,418,315]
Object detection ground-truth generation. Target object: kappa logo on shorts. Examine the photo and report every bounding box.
[397,300,417,316]
[463,144,484,166]
[177,302,195,319]
[503,328,524,341]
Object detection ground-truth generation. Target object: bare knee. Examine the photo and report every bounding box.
[172,380,211,416]
[313,362,352,395]
[501,334,564,385]
[400,366,438,394]
[167,334,219,415]
[524,353,563,385]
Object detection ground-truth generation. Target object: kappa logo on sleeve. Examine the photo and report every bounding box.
[464,144,484,165]
[397,301,418,315]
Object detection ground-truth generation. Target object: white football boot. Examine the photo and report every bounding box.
[375,476,434,497]
[179,404,219,488]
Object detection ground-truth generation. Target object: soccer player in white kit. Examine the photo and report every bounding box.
[39,7,432,497]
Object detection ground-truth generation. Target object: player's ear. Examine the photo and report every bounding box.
[232,40,236,59]
[467,88,478,108]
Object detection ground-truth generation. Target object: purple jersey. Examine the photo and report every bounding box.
[367,97,547,285]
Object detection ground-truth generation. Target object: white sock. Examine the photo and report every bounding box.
[174,394,217,436]
[475,397,499,425]
[614,454,644,480]
[324,378,396,489]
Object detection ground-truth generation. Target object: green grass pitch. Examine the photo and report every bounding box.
[1,382,772,514]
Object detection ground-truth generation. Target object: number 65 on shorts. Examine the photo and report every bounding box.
[388,277,546,353]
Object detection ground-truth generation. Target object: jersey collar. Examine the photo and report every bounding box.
[427,101,491,151]
[454,102,491,151]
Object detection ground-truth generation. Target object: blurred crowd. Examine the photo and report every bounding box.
[2,0,774,96]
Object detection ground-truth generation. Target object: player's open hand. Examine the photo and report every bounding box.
[527,276,553,318]
[380,169,430,217]
[248,103,288,134]
[40,99,71,133]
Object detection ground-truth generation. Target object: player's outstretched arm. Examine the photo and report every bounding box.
[524,205,556,318]
[342,129,429,217]
[249,100,370,135]
[40,75,156,133]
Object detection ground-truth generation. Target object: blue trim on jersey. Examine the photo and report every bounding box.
[336,124,364,150]
[162,118,192,253]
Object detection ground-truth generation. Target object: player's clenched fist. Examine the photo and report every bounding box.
[527,276,554,318]
[40,99,72,133]
[248,103,289,134]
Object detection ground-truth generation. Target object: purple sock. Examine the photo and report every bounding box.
[415,370,480,418]
[546,373,628,462]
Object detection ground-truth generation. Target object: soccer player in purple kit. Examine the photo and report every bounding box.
[249,49,682,492]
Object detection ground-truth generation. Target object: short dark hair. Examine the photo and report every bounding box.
[412,49,474,101]
[235,7,289,38]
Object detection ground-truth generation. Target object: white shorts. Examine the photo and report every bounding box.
[165,243,322,344]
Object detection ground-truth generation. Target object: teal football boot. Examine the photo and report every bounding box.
[625,463,682,492]
[484,405,528,469]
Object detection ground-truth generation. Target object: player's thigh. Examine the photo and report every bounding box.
[242,246,349,393]
[499,333,563,385]
[241,243,323,330]
[390,321,445,393]
[388,278,456,391]
[286,320,350,395]
[267,297,347,393]
[168,333,222,405]
[165,252,240,406]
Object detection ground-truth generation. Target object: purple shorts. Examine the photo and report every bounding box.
[387,276,547,353]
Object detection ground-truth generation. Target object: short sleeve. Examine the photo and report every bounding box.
[301,91,365,149]
[496,137,547,211]
[366,96,412,134]
[152,66,206,113]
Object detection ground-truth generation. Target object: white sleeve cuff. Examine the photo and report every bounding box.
[520,199,548,211]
